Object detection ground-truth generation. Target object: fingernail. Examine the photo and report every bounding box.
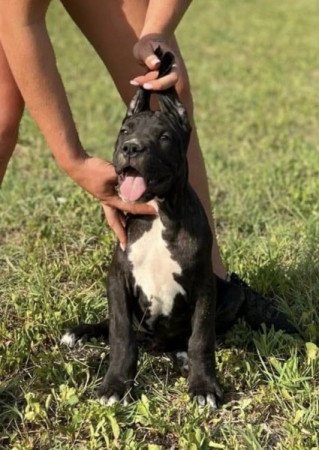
[151,57,160,66]
[143,83,153,90]
[130,80,139,86]
[120,243,126,251]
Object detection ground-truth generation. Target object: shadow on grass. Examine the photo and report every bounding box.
[248,250,319,344]
[0,379,24,448]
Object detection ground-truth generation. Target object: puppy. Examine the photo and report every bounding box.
[62,51,222,408]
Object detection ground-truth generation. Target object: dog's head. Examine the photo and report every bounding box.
[113,51,192,203]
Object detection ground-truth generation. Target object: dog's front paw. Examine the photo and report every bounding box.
[194,393,219,409]
[189,377,223,409]
[99,393,130,407]
[97,375,133,406]
[60,330,83,348]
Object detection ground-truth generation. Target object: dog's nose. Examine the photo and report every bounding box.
[122,139,144,158]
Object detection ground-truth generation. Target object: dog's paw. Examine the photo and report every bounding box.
[99,393,130,407]
[97,376,133,407]
[60,331,83,348]
[189,378,223,410]
[195,393,218,409]
[176,351,189,376]
[61,322,106,348]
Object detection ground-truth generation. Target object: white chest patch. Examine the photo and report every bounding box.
[128,216,185,325]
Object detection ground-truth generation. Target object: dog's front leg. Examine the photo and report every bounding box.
[98,272,137,405]
[187,283,223,409]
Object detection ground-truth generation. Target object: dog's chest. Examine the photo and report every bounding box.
[128,216,185,324]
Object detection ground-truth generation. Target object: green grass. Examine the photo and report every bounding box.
[1,0,319,448]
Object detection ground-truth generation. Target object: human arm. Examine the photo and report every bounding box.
[140,0,192,38]
[0,0,155,247]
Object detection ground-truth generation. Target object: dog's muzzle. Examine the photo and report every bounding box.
[121,138,145,159]
[116,137,148,203]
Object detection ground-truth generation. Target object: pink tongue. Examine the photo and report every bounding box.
[119,171,147,202]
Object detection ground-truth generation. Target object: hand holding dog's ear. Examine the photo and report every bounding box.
[131,34,179,90]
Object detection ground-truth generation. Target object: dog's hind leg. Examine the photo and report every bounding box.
[173,351,189,377]
[61,320,109,348]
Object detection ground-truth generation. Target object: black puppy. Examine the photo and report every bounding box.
[61,51,297,405]
[61,51,222,408]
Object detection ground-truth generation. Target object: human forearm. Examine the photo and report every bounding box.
[140,0,192,38]
[0,1,86,171]
[0,0,156,246]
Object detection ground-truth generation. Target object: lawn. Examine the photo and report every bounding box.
[1,0,319,448]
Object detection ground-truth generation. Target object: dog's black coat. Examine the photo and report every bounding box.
[64,51,222,406]
[107,73,221,402]
[62,51,295,405]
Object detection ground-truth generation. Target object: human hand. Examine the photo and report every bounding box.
[131,34,180,90]
[67,156,156,248]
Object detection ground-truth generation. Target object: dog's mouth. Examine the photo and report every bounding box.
[118,167,147,203]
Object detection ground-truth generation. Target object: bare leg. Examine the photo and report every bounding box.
[62,0,227,278]
[0,41,24,185]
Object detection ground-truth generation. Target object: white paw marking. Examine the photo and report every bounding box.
[197,395,206,407]
[196,394,217,409]
[128,215,185,326]
[176,352,189,372]
[60,332,76,348]
[123,397,129,406]
[99,396,108,405]
[100,394,129,406]
[206,394,217,409]
[100,394,120,406]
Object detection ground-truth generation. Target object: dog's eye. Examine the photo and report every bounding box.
[160,133,171,142]
[120,128,129,135]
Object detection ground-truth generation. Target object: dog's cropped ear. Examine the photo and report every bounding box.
[158,89,192,138]
[155,47,175,79]
[154,48,191,139]
[125,87,150,118]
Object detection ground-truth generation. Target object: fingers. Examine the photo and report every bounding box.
[102,204,127,250]
[133,39,161,70]
[106,196,157,216]
[119,212,126,228]
[131,69,178,90]
[130,70,159,86]
[132,36,180,90]
[102,198,157,250]
[144,69,179,91]
[130,67,179,90]
[145,52,161,71]
[130,66,179,91]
